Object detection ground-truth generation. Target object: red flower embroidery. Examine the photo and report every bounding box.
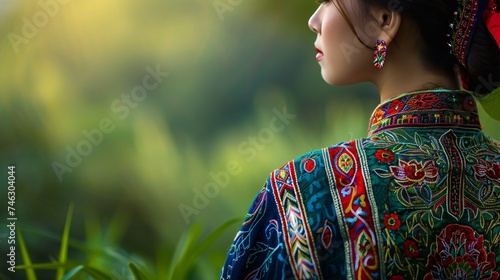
[389,275,405,280]
[389,159,439,188]
[387,100,405,115]
[404,239,420,258]
[383,213,401,230]
[424,224,499,280]
[473,158,500,187]
[406,93,442,110]
[375,149,395,163]
[303,158,316,173]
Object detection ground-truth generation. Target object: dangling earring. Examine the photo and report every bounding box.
[373,39,387,69]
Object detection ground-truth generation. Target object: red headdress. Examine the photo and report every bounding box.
[483,0,500,49]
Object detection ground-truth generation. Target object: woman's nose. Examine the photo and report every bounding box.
[308,8,321,34]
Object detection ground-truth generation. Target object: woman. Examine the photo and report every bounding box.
[221,0,500,279]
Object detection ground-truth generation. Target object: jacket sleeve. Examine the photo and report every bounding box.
[220,178,293,280]
[221,149,349,279]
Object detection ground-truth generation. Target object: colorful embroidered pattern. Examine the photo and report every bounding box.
[221,90,500,279]
[425,224,499,279]
[440,130,466,220]
[270,162,322,279]
[369,127,500,278]
[368,90,481,136]
[326,143,382,279]
[452,0,490,67]
[220,184,291,280]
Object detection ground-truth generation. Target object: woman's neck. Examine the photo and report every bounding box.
[375,51,460,103]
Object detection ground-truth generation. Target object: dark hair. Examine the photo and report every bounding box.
[467,18,500,97]
[339,0,500,96]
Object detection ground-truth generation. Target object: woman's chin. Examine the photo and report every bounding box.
[321,72,347,86]
[321,69,360,86]
[320,70,335,85]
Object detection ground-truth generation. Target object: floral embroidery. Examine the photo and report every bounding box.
[368,90,481,137]
[372,109,385,125]
[387,100,405,115]
[372,129,500,278]
[303,158,316,173]
[375,149,395,163]
[221,90,500,280]
[473,158,500,187]
[278,169,289,181]
[328,145,382,279]
[318,219,333,249]
[383,213,401,230]
[424,224,499,280]
[405,93,443,109]
[404,239,420,258]
[389,159,439,188]
[338,153,353,173]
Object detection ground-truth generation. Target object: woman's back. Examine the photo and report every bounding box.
[221,89,500,279]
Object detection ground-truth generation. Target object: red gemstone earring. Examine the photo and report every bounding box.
[373,39,387,69]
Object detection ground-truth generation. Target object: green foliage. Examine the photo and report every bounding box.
[16,204,242,280]
[17,227,37,280]
[56,203,75,280]
[167,217,243,280]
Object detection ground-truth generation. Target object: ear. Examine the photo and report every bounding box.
[370,8,402,46]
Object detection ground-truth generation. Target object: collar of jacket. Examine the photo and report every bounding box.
[368,89,482,136]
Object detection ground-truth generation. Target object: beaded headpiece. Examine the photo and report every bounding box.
[448,0,500,120]
[448,0,490,68]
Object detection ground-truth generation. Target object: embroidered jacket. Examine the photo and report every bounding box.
[220,89,500,280]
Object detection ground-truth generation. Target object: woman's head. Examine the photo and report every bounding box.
[309,0,500,97]
[308,0,384,85]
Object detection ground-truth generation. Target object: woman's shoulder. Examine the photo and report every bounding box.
[266,140,360,195]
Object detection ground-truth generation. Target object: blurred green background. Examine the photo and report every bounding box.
[0,0,499,279]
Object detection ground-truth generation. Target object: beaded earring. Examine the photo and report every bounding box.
[373,39,387,69]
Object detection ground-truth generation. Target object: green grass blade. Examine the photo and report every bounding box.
[56,202,75,280]
[155,244,170,279]
[82,266,112,280]
[19,224,109,257]
[104,207,130,246]
[83,210,102,266]
[17,227,37,280]
[16,262,62,270]
[128,262,147,280]
[61,265,84,280]
[84,210,101,245]
[188,217,242,264]
[167,223,202,280]
[103,247,140,264]
[169,218,242,280]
